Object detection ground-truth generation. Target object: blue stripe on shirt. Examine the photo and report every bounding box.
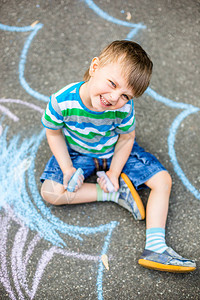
[49,97,63,121]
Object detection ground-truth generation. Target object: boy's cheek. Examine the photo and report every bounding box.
[112,101,126,110]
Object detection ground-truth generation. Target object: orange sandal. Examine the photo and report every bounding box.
[118,173,145,220]
[138,247,196,273]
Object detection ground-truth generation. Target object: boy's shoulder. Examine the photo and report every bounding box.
[53,81,83,103]
[115,99,134,114]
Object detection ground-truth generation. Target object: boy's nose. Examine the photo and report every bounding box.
[109,92,120,102]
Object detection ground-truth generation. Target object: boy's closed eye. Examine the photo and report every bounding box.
[109,80,116,88]
[122,94,130,101]
[109,80,132,101]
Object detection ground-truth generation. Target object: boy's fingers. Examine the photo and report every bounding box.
[97,177,109,193]
[63,175,71,189]
[63,179,69,190]
[73,175,84,192]
[113,183,119,192]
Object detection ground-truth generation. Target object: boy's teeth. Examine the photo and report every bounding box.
[101,96,111,106]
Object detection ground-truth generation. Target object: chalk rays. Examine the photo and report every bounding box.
[0,104,19,122]
[0,99,44,115]
[0,99,119,247]
[0,212,114,299]
[0,214,17,300]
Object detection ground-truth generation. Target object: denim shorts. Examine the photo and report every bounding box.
[40,141,166,190]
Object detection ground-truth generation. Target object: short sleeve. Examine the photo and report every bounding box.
[41,94,64,130]
[114,100,136,134]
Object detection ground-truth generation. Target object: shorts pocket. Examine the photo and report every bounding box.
[132,152,152,166]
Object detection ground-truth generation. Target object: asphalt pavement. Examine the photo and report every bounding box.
[0,0,200,299]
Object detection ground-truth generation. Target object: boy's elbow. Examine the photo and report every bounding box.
[125,131,135,144]
[120,130,135,141]
[46,128,63,138]
[128,130,135,141]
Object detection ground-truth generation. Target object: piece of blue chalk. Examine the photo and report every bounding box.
[67,168,84,192]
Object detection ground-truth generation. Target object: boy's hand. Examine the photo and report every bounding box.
[106,170,119,191]
[63,167,84,192]
[97,170,119,193]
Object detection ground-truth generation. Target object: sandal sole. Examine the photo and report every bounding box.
[121,173,145,220]
[138,258,196,273]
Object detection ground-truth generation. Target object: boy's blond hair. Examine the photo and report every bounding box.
[84,40,153,98]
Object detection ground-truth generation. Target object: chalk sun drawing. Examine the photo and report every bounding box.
[0,0,199,299]
[0,100,118,299]
[0,99,118,242]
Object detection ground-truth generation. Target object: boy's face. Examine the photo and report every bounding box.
[85,57,134,112]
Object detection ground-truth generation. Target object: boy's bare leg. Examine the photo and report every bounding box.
[41,180,97,205]
[145,170,172,229]
[139,170,196,272]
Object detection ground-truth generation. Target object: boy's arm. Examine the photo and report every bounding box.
[46,128,77,187]
[106,130,135,191]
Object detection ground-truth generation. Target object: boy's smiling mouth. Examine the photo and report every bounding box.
[100,95,112,106]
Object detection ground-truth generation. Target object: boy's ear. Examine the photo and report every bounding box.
[89,57,100,76]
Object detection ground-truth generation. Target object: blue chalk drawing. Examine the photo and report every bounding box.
[0,97,118,300]
[0,23,49,102]
[2,124,118,245]
[0,0,199,299]
[84,0,146,40]
[0,119,119,299]
[146,89,200,200]
[97,224,116,299]
[0,104,118,300]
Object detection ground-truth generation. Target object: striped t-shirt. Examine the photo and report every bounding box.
[41,81,136,158]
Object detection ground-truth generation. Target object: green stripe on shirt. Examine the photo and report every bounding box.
[63,123,112,139]
[61,108,128,120]
[44,111,63,127]
[65,135,117,154]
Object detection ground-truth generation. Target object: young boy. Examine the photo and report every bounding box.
[40,40,196,272]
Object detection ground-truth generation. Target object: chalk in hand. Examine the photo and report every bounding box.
[67,168,84,192]
[96,171,115,192]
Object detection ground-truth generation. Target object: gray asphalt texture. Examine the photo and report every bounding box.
[0,0,200,299]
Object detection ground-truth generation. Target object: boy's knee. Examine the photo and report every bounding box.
[41,180,76,205]
[159,171,172,191]
[146,170,172,192]
[41,180,63,205]
[41,183,54,204]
